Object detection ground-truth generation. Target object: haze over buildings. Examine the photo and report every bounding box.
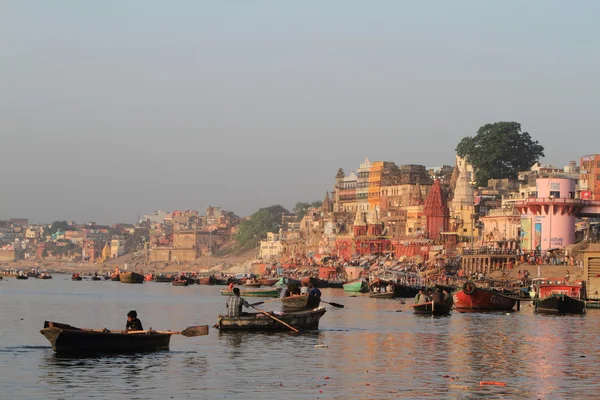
[1,1,599,224]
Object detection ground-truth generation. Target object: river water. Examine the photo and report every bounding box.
[1,275,598,399]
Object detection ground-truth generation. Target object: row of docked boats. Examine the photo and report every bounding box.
[408,278,587,316]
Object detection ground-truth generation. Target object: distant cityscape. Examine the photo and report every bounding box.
[1,153,600,271]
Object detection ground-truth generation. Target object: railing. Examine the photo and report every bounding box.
[461,248,519,256]
[514,198,590,206]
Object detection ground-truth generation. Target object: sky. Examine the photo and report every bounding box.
[1,1,599,225]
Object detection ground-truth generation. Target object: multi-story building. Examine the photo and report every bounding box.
[356,158,371,211]
[580,154,600,200]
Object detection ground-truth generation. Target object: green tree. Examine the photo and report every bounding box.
[293,201,324,221]
[456,122,545,187]
[234,205,290,251]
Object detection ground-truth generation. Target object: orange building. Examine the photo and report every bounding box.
[580,154,600,200]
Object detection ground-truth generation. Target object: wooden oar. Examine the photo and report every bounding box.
[320,300,344,308]
[396,303,416,312]
[249,305,299,333]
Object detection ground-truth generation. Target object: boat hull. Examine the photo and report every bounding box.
[260,278,279,287]
[217,307,327,331]
[154,276,175,283]
[369,292,395,299]
[196,276,215,285]
[16,275,29,280]
[71,276,82,281]
[120,272,144,284]
[220,289,280,298]
[40,322,171,354]
[453,286,517,312]
[343,280,367,293]
[413,302,451,316]
[172,280,189,286]
[535,295,585,314]
[281,294,321,311]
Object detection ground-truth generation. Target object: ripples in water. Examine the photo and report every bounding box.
[2,276,600,399]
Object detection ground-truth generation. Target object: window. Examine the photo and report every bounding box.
[549,191,560,198]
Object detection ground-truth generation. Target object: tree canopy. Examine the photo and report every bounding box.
[293,201,323,221]
[234,205,289,251]
[456,122,545,187]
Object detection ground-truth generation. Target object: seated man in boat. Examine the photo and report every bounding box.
[125,310,143,331]
[300,282,309,295]
[308,283,322,298]
[226,287,250,317]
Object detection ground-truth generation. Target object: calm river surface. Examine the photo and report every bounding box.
[1,275,599,399]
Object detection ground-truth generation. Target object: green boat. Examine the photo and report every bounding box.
[585,301,600,309]
[343,279,367,293]
[220,288,281,298]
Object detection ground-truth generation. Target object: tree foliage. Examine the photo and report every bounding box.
[456,122,545,187]
[293,201,323,221]
[234,205,290,251]
[43,221,75,237]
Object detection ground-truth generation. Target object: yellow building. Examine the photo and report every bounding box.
[101,242,111,261]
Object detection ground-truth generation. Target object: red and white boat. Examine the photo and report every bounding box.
[533,278,585,314]
[453,281,517,312]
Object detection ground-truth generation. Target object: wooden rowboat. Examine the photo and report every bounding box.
[154,275,175,283]
[412,302,451,316]
[220,288,281,298]
[172,279,189,286]
[216,307,327,331]
[281,294,321,311]
[16,275,29,280]
[120,272,144,284]
[40,321,171,354]
[196,276,215,285]
[369,291,395,299]
[260,278,279,287]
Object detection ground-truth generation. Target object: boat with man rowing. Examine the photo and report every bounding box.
[40,321,171,354]
[40,321,208,354]
[216,307,327,331]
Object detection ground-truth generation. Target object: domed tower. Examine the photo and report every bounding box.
[353,209,367,237]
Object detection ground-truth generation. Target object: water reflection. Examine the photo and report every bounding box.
[2,276,600,399]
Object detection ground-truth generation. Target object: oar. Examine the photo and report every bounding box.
[249,305,299,333]
[320,300,344,308]
[396,303,416,312]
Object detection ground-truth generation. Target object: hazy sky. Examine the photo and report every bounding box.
[1,1,599,224]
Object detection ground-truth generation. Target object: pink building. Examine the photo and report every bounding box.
[515,178,584,251]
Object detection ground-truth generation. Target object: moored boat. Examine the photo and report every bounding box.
[220,288,281,298]
[110,274,120,281]
[534,279,585,314]
[37,273,52,279]
[216,307,327,331]
[178,275,196,285]
[343,279,368,293]
[40,321,171,354]
[413,301,451,316]
[154,275,175,283]
[213,276,233,285]
[301,276,328,288]
[71,274,82,281]
[281,294,321,311]
[453,281,517,312]
[91,276,102,281]
[369,291,395,299]
[172,279,189,286]
[16,274,29,280]
[260,278,279,287]
[196,276,215,285]
[244,281,261,288]
[324,280,345,289]
[120,272,145,284]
